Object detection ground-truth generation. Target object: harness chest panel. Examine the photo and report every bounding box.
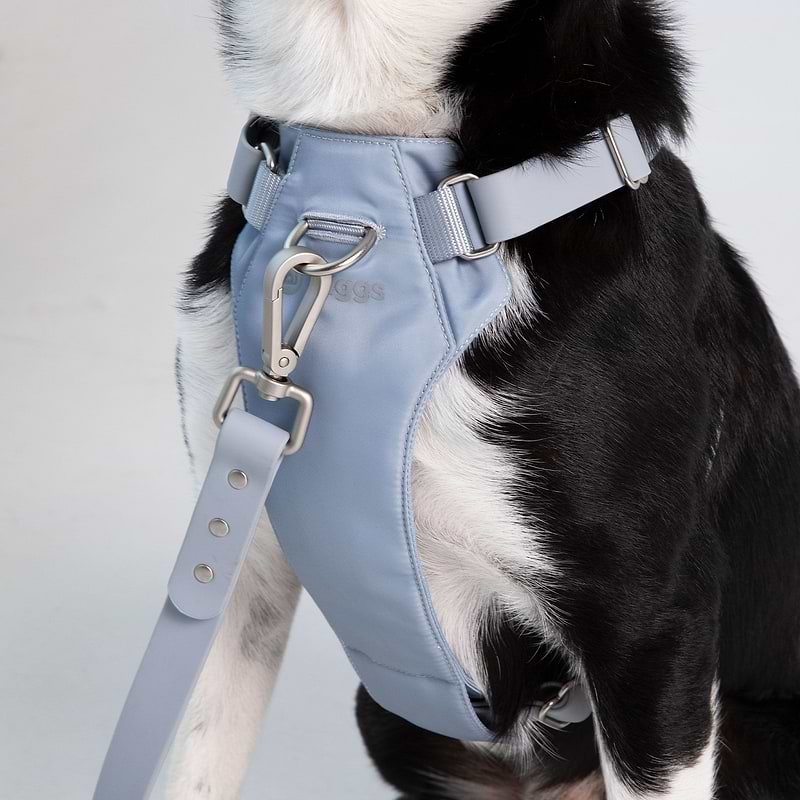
[231,126,510,740]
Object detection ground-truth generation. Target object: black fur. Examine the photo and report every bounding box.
[359,2,800,797]
[187,1,800,796]
[182,196,242,297]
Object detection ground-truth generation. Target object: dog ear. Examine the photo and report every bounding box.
[444,0,690,173]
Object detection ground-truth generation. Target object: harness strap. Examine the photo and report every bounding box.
[94,409,288,800]
[415,115,651,261]
[228,122,285,232]
[229,115,652,262]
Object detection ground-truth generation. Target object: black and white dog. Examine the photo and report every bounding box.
[172,2,800,798]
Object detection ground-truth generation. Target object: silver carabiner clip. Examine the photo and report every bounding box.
[262,246,332,380]
[213,246,331,455]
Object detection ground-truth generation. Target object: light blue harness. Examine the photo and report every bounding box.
[94,117,651,798]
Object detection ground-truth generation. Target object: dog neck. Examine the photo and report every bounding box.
[219,1,689,182]
[217,0,510,136]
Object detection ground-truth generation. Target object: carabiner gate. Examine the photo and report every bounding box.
[213,245,331,455]
[262,246,332,380]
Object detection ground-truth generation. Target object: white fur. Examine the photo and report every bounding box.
[413,252,559,695]
[220,0,511,135]
[596,683,720,800]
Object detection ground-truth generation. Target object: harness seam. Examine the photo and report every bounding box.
[287,130,454,146]
[301,210,387,241]
[397,252,511,735]
[392,142,501,734]
[455,249,513,354]
[386,143,485,725]
[299,133,479,730]
[343,645,459,684]
[299,133,450,346]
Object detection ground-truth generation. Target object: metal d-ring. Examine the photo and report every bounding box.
[259,142,278,173]
[283,220,378,276]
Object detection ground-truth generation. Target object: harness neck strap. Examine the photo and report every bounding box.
[229,115,652,262]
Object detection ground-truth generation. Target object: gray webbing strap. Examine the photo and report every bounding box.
[228,115,651,261]
[413,115,652,262]
[241,163,284,231]
[94,409,289,800]
[227,124,285,232]
[414,180,478,264]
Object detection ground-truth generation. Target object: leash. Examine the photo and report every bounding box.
[94,116,650,798]
[95,410,288,799]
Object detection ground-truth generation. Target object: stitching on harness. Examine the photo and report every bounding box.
[230,130,508,736]
[391,143,505,734]
[287,130,454,146]
[301,210,387,242]
[398,197,511,734]
[343,645,459,684]
[233,136,305,366]
[300,133,450,347]
[296,133,478,728]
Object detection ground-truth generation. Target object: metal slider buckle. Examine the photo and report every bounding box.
[603,123,649,191]
[438,173,501,260]
[258,141,278,174]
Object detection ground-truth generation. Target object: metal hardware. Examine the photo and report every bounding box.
[193,564,214,584]
[258,141,278,173]
[284,220,378,276]
[212,246,331,455]
[213,366,314,456]
[208,518,230,537]
[603,124,649,191]
[436,173,501,260]
[227,469,248,490]
[213,239,366,455]
[262,246,332,379]
[537,681,577,731]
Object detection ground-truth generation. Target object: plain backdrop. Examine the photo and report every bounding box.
[1,2,798,798]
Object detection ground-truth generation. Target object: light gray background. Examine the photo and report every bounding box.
[0,2,797,798]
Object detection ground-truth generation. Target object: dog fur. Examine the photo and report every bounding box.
[170,1,800,798]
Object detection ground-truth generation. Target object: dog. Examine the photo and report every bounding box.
[171,1,800,798]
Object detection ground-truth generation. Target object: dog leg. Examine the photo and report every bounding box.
[578,609,720,799]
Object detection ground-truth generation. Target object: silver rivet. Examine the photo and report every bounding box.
[193,564,214,583]
[208,518,230,538]
[228,469,248,489]
[278,356,290,368]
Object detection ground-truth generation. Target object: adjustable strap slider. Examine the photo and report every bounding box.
[227,120,284,231]
[414,115,653,264]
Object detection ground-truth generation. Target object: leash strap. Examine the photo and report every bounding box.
[94,409,288,800]
[229,116,651,262]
